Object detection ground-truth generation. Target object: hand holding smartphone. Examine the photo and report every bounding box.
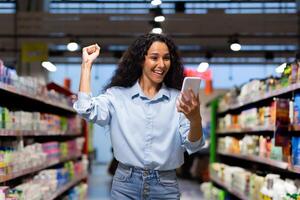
[181,77,201,99]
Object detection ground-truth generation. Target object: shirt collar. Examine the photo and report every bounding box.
[129,81,170,101]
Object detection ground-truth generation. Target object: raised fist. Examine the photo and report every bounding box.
[82,44,100,64]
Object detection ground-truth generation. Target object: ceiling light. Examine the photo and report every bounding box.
[228,34,241,52]
[149,21,162,34]
[152,27,162,34]
[67,41,79,52]
[275,62,287,74]
[154,15,165,22]
[42,61,57,72]
[151,0,162,6]
[230,43,241,51]
[197,62,209,72]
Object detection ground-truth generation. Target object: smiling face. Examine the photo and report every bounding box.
[140,41,171,88]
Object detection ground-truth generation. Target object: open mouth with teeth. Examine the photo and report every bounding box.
[153,69,164,76]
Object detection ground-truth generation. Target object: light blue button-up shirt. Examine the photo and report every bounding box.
[73,81,205,170]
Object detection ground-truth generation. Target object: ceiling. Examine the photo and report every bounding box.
[0,0,299,66]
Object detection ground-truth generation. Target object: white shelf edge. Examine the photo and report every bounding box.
[218,82,300,114]
[218,152,289,170]
[0,82,75,113]
[0,129,82,136]
[210,175,248,200]
[217,126,275,134]
[0,153,82,183]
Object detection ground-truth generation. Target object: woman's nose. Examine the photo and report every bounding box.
[158,58,165,67]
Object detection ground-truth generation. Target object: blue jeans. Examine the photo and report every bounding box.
[111,163,180,200]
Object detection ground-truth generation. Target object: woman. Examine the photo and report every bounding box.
[74,33,205,199]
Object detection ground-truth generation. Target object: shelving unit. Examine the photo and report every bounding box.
[218,82,300,115]
[210,175,248,200]
[0,130,81,136]
[210,80,300,199]
[217,125,275,135]
[218,152,289,170]
[218,152,300,174]
[0,152,82,183]
[0,80,87,199]
[0,82,75,115]
[48,173,88,200]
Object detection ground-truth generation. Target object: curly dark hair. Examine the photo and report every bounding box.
[104,33,184,91]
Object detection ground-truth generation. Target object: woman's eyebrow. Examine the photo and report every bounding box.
[148,52,170,56]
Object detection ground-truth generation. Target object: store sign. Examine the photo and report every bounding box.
[21,42,48,63]
[184,68,213,95]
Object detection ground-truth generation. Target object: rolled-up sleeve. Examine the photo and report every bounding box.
[179,113,205,154]
[73,90,113,126]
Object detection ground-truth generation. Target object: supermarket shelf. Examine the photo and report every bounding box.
[0,82,75,115]
[288,166,300,174]
[0,152,82,183]
[0,129,82,137]
[48,173,87,200]
[291,125,300,131]
[218,82,300,115]
[47,82,74,97]
[218,152,289,170]
[210,176,248,200]
[217,125,275,135]
[216,125,300,136]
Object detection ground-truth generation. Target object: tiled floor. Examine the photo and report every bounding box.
[87,163,204,200]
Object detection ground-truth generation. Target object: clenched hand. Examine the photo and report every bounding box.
[82,44,101,65]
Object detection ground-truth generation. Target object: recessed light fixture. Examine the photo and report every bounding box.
[42,61,57,72]
[151,0,162,6]
[67,41,79,52]
[228,34,241,51]
[197,62,209,72]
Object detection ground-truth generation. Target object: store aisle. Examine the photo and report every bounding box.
[88,163,204,200]
[88,164,112,200]
[179,179,204,200]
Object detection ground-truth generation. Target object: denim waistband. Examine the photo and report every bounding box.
[118,162,175,176]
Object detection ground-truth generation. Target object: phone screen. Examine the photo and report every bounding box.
[181,77,201,98]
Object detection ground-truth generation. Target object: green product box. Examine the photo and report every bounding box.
[60,117,67,132]
[0,106,2,129]
[3,108,10,129]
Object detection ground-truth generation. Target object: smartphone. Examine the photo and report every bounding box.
[181,77,201,98]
